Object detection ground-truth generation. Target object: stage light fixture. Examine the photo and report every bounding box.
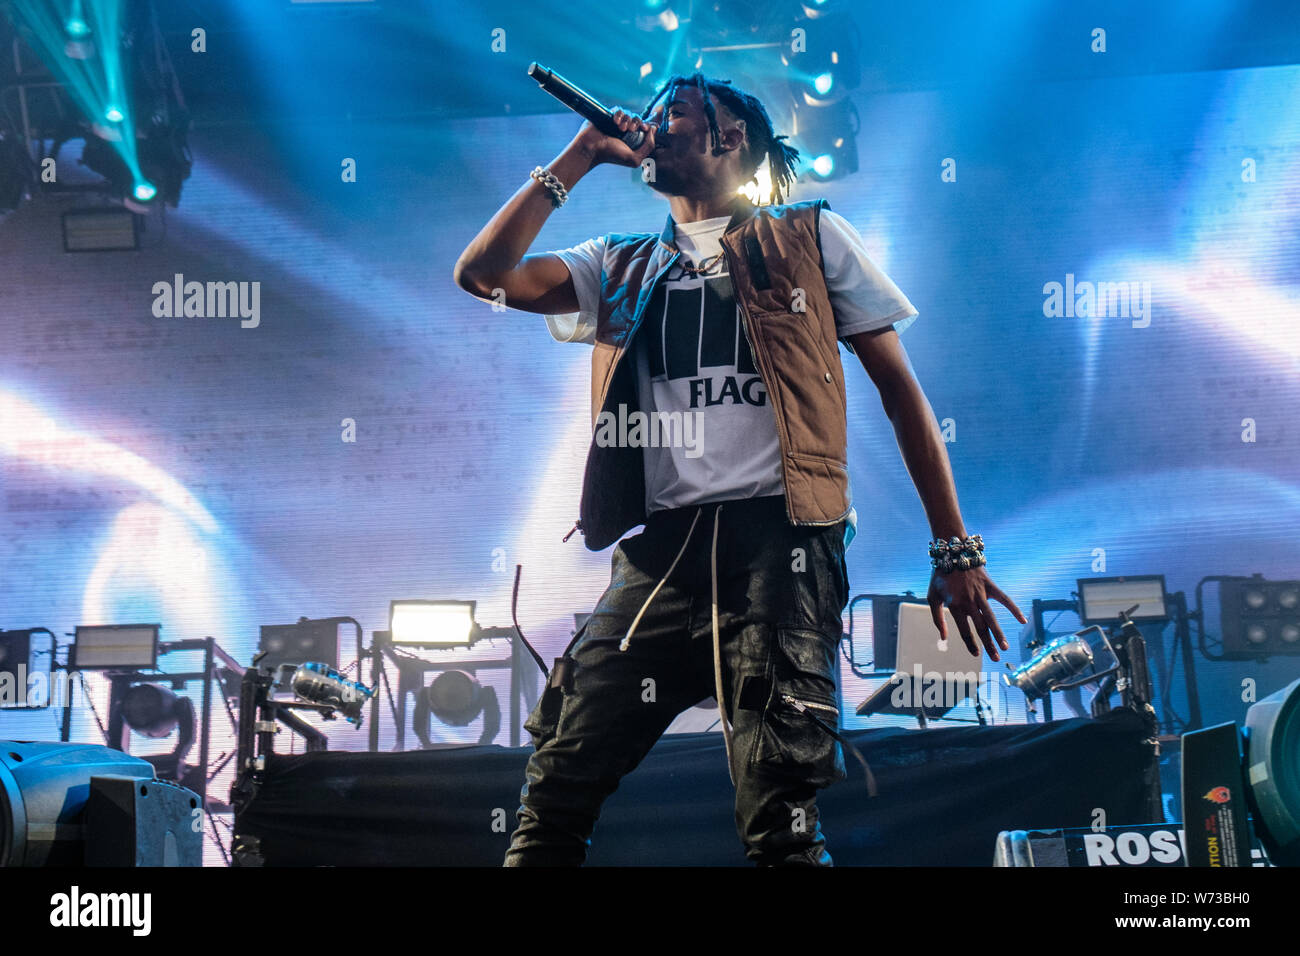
[1244,677,1300,864]
[781,13,860,107]
[65,0,90,37]
[427,670,485,726]
[739,164,774,206]
[257,618,341,672]
[1077,575,1168,625]
[1218,577,1300,659]
[0,741,157,866]
[412,670,501,747]
[289,661,373,726]
[61,206,140,252]
[0,628,56,710]
[1005,629,1097,702]
[131,181,156,201]
[70,624,158,670]
[0,630,33,673]
[790,98,858,182]
[121,682,191,738]
[390,600,478,648]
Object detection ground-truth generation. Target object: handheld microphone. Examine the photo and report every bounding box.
[527,62,661,150]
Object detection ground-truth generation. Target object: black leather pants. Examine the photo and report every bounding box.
[504,494,849,866]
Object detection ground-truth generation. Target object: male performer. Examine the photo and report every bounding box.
[453,73,1025,866]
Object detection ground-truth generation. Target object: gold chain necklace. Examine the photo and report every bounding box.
[678,251,725,277]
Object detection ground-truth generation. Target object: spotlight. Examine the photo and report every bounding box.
[104,105,124,123]
[738,164,774,206]
[390,600,479,648]
[0,742,159,866]
[412,670,501,746]
[1218,576,1300,659]
[790,98,858,182]
[118,681,197,783]
[1077,576,1168,625]
[781,13,861,107]
[71,624,158,670]
[636,0,679,31]
[289,662,373,726]
[131,180,157,202]
[1245,677,1300,864]
[62,207,140,252]
[257,618,341,672]
[121,682,190,738]
[426,670,484,726]
[65,1,90,38]
[1005,629,1099,702]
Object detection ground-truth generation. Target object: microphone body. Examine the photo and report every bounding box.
[527,62,650,149]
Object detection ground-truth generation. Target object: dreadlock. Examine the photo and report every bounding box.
[640,73,802,205]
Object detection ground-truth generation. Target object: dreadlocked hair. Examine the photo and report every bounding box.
[640,73,802,206]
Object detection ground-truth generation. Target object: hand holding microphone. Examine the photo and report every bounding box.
[527,62,660,169]
[574,108,658,169]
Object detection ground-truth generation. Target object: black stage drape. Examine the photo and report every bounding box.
[234,709,1156,866]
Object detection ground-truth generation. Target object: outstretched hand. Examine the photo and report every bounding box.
[927,565,1027,663]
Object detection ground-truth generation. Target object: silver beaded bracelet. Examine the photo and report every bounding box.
[929,534,986,574]
[530,166,569,208]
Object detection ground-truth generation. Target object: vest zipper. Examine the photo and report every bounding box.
[720,242,798,528]
[582,250,682,547]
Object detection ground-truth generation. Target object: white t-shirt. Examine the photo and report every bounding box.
[546,209,918,515]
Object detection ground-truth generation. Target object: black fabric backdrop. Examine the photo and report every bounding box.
[234,709,1156,866]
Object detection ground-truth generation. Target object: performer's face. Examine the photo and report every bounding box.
[645,85,748,199]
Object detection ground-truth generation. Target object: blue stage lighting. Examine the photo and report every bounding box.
[65,18,90,38]
[812,154,834,177]
[133,181,157,202]
[105,105,124,123]
[814,72,834,95]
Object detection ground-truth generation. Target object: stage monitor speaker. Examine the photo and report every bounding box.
[84,776,203,867]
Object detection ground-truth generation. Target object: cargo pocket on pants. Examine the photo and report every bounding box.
[751,627,847,788]
[523,683,565,750]
[523,636,580,750]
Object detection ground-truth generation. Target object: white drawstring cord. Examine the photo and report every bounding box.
[709,505,736,785]
[616,504,735,785]
[618,508,702,652]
